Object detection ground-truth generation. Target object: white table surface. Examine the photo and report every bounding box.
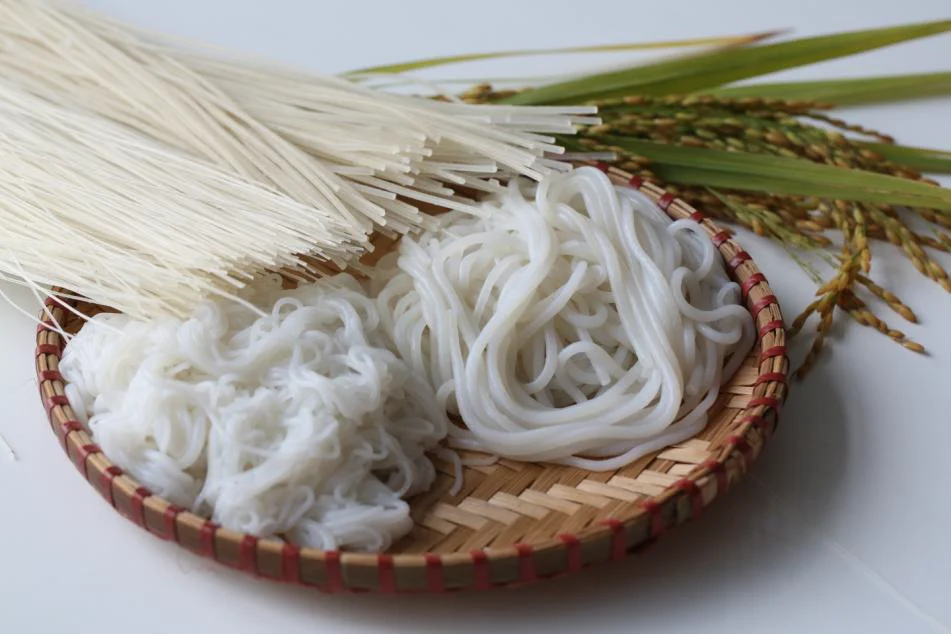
[2,1,950,632]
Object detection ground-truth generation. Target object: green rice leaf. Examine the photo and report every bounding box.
[341,32,777,77]
[651,164,951,209]
[600,138,951,209]
[501,20,951,105]
[710,72,951,105]
[861,142,951,174]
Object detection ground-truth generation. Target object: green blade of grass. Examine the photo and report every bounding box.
[710,71,951,105]
[861,142,951,174]
[604,137,951,196]
[651,164,951,209]
[341,32,778,77]
[598,137,951,208]
[501,20,951,105]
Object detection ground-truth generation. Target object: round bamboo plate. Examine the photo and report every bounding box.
[34,165,788,593]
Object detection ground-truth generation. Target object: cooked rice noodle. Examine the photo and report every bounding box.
[374,166,755,469]
[60,166,756,551]
[60,274,450,552]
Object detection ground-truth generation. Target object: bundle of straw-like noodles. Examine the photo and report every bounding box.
[0,81,358,322]
[0,0,597,241]
[0,0,599,322]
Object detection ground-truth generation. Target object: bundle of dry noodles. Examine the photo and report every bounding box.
[0,0,597,322]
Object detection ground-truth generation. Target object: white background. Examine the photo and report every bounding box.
[1,1,950,632]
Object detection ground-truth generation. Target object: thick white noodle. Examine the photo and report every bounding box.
[374,166,755,468]
[60,274,450,552]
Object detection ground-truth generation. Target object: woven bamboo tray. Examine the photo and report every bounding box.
[34,165,788,593]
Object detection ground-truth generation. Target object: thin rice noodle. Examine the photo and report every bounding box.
[60,274,449,552]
